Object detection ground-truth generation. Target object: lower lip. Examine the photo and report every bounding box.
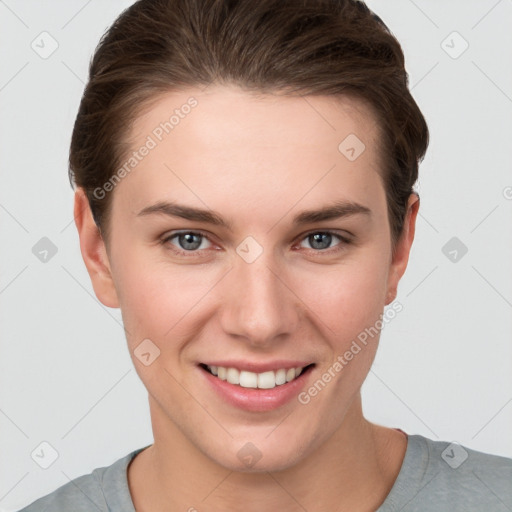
[199,366,313,412]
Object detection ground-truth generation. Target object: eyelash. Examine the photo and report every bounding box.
[160,230,352,258]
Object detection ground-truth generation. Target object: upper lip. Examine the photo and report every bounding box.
[200,360,314,373]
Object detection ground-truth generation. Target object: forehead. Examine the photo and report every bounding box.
[114,84,386,224]
[131,84,381,153]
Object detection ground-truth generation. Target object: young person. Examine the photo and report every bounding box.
[19,0,512,510]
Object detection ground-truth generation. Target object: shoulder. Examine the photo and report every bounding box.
[16,472,107,512]
[16,446,147,512]
[380,434,512,512]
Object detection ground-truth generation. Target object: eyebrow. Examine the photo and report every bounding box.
[136,199,371,229]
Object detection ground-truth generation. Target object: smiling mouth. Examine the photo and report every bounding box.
[199,363,315,389]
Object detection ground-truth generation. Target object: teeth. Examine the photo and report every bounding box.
[275,368,286,385]
[205,365,306,389]
[226,367,240,385]
[257,371,275,389]
[239,370,258,388]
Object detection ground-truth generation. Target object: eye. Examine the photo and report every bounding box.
[162,231,213,254]
[298,231,351,252]
[160,229,352,258]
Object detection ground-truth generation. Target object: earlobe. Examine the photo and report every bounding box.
[385,193,420,305]
[74,189,120,308]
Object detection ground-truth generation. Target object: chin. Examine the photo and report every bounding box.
[202,431,315,474]
[224,450,304,473]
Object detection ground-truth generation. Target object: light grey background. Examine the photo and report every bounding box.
[1,1,511,510]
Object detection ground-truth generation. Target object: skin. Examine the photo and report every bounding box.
[75,84,419,511]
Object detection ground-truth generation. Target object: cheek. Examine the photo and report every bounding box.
[112,250,220,346]
[293,252,389,345]
[288,255,390,436]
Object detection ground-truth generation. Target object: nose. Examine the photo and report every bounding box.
[219,250,300,347]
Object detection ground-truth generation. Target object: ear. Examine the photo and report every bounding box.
[385,193,420,305]
[74,188,120,308]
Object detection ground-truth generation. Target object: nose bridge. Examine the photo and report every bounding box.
[220,246,299,344]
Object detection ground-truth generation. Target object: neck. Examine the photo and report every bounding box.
[128,394,406,511]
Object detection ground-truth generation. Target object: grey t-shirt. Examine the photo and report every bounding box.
[17,434,512,511]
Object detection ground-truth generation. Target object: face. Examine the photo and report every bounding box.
[79,84,417,472]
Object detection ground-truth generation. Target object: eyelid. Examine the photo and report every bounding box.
[297,228,353,243]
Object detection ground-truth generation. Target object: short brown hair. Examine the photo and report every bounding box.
[69,0,429,248]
